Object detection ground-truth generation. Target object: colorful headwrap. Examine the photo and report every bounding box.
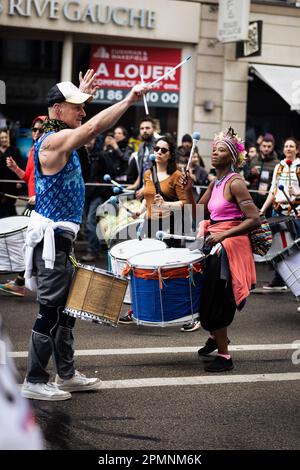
[214,127,246,167]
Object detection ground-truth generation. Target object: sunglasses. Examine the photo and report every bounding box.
[32,127,42,133]
[154,146,169,154]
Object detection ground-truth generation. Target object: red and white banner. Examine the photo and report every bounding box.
[89,45,181,107]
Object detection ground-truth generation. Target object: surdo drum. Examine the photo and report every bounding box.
[127,248,205,326]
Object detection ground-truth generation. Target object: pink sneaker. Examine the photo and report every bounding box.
[0,280,25,297]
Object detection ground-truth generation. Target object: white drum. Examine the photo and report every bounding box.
[109,238,167,304]
[273,238,300,298]
[0,216,29,272]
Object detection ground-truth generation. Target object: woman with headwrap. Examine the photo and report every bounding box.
[183,128,260,372]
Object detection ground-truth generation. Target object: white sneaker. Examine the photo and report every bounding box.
[21,380,72,401]
[55,370,101,392]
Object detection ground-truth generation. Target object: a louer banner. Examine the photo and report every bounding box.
[89,45,181,107]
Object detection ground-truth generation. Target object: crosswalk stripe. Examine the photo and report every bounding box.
[99,372,300,389]
[17,372,300,391]
[9,343,300,358]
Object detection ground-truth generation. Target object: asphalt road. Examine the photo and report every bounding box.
[1,256,300,451]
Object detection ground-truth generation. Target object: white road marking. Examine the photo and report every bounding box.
[99,373,300,389]
[9,343,300,358]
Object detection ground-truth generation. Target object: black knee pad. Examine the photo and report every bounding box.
[32,304,58,336]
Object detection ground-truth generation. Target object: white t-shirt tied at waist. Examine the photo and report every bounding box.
[23,210,80,291]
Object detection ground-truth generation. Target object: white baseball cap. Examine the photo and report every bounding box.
[47,81,93,106]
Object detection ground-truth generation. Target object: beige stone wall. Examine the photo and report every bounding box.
[194,3,224,164]
[193,1,300,164]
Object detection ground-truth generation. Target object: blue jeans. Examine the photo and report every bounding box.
[85,196,103,253]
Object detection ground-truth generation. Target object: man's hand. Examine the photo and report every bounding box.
[105,136,118,150]
[79,69,98,95]
[28,195,36,205]
[126,84,151,105]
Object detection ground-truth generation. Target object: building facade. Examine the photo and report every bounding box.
[1,0,300,162]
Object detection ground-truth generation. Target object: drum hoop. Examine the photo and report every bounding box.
[77,262,128,282]
[64,307,118,327]
[271,238,300,264]
[109,239,166,261]
[110,247,167,264]
[129,257,205,270]
[0,225,28,238]
[128,248,205,269]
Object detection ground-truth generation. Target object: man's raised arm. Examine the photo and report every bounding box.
[50,84,150,156]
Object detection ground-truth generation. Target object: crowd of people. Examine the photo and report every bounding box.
[0,71,300,408]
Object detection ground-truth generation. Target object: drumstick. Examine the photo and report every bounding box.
[286,159,292,187]
[149,154,161,195]
[0,191,29,202]
[150,56,191,87]
[141,73,149,116]
[103,174,123,189]
[278,184,299,216]
[186,132,201,171]
[156,231,196,242]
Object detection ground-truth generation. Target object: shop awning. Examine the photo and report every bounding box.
[250,64,300,112]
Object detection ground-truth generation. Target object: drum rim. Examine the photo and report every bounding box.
[77,262,128,282]
[271,237,300,263]
[128,248,205,269]
[109,240,167,262]
[0,216,29,237]
[64,306,118,327]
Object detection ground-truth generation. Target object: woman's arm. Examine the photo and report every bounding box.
[260,191,275,214]
[6,157,25,180]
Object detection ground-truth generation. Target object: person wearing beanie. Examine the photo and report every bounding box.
[175,133,193,163]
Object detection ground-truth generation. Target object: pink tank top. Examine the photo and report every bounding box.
[208,173,244,221]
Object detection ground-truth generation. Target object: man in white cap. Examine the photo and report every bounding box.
[21,71,150,401]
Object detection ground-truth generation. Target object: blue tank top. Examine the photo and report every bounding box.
[34,132,85,223]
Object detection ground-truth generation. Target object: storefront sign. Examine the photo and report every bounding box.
[218,0,250,43]
[5,0,155,29]
[236,21,262,59]
[90,45,181,107]
[0,0,200,43]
